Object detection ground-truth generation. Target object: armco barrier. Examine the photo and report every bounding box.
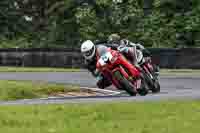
[149,48,200,69]
[0,48,199,69]
[0,48,83,68]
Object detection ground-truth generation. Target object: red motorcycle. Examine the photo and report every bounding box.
[96,46,150,96]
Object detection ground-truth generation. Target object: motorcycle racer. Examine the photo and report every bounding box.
[81,39,142,89]
[81,40,113,89]
[106,33,159,75]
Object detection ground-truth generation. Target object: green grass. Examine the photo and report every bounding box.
[0,66,80,72]
[0,66,200,76]
[160,69,200,76]
[161,69,200,73]
[0,80,79,101]
[0,101,200,132]
[0,66,200,73]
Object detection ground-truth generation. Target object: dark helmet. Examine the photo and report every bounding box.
[107,33,121,44]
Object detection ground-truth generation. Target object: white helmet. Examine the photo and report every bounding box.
[81,40,96,60]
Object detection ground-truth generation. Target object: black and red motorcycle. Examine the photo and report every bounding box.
[140,56,160,93]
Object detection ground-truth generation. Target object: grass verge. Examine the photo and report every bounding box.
[160,69,200,76]
[0,66,80,72]
[0,101,200,132]
[0,66,200,76]
[0,80,79,101]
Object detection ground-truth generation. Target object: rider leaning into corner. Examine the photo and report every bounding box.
[80,33,159,89]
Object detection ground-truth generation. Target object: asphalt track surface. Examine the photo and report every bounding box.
[0,71,200,105]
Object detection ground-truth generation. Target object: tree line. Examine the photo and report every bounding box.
[0,0,200,48]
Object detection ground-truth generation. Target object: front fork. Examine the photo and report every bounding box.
[112,66,140,92]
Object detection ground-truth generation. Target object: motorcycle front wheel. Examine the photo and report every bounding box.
[151,79,160,93]
[137,72,149,96]
[142,69,160,93]
[113,71,137,96]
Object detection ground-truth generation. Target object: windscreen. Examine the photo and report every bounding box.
[97,45,109,57]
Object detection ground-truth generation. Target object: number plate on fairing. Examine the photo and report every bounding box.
[98,52,113,66]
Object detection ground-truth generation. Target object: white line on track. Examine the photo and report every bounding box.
[80,86,122,95]
[42,87,123,100]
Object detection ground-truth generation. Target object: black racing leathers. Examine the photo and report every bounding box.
[83,45,112,89]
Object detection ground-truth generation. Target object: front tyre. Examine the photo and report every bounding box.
[137,73,149,96]
[142,70,160,93]
[113,71,137,96]
[151,79,160,93]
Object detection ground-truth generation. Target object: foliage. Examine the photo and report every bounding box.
[0,0,200,48]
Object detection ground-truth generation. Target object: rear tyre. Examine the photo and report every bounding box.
[113,71,137,96]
